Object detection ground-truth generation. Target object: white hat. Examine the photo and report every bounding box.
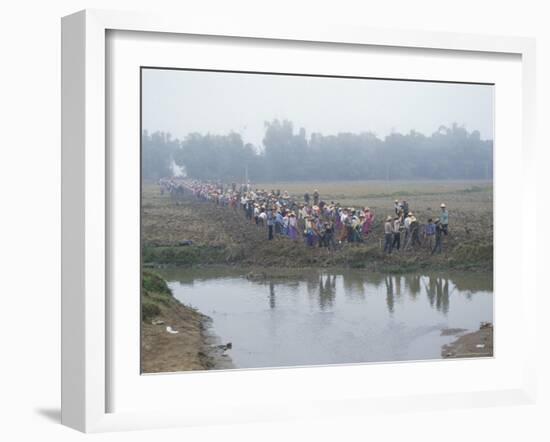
[440,203,446,208]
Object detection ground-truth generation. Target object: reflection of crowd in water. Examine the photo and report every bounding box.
[159,178,450,255]
[264,273,454,315]
[384,274,451,315]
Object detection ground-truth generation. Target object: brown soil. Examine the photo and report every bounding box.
[442,323,493,358]
[142,303,205,373]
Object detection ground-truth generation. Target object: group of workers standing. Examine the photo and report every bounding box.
[158,178,449,255]
[383,200,449,255]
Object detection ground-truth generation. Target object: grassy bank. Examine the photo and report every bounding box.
[142,241,492,272]
[141,271,228,373]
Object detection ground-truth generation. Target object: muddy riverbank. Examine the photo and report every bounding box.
[442,323,494,358]
[141,271,232,373]
[141,183,493,272]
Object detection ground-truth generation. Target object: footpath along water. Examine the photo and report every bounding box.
[159,268,493,369]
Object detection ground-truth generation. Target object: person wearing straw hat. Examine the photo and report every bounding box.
[338,209,349,243]
[440,203,449,235]
[394,199,401,215]
[408,214,421,249]
[288,211,298,241]
[281,211,289,236]
[258,207,267,226]
[351,214,363,243]
[384,216,394,253]
[403,211,413,245]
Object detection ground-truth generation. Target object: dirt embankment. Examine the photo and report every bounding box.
[141,185,493,272]
[141,271,232,373]
[442,323,494,358]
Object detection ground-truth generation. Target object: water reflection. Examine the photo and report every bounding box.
[407,275,421,300]
[260,272,488,316]
[385,276,395,314]
[160,267,492,317]
[318,275,337,310]
[269,282,276,309]
[343,275,366,299]
[437,278,450,315]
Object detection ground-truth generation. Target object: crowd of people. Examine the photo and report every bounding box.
[383,200,448,255]
[158,178,449,255]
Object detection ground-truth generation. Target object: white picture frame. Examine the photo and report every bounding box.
[61,9,537,433]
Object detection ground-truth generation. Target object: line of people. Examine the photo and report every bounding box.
[160,178,449,254]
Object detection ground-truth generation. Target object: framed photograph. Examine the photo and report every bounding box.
[61,9,537,432]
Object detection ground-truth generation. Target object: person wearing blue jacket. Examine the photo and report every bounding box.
[424,218,436,250]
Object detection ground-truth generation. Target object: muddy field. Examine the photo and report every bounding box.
[141,180,493,271]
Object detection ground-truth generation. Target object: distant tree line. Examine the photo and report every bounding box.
[142,131,181,180]
[142,119,493,182]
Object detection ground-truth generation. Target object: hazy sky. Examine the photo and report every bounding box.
[142,68,494,148]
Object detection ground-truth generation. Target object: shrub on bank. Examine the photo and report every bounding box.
[141,271,174,322]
